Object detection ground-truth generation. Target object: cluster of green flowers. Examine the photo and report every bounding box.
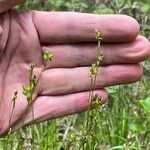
[89,29,103,78]
[89,29,104,106]
[22,50,53,103]
[22,63,36,103]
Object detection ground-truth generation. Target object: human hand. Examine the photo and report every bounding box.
[0,9,150,135]
[0,0,23,13]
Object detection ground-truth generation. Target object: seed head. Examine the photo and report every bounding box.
[43,50,53,62]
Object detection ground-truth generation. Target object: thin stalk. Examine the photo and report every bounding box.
[21,64,46,127]
[90,40,102,102]
[31,106,35,150]
[81,30,103,149]
[7,91,18,145]
[20,49,53,149]
[8,101,16,131]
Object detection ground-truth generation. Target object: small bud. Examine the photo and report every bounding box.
[68,134,76,142]
[12,91,18,102]
[89,63,98,77]
[22,85,31,96]
[91,94,102,106]
[43,50,53,62]
[29,63,35,71]
[31,75,37,86]
[95,29,102,41]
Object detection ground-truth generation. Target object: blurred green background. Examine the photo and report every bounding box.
[1,0,150,149]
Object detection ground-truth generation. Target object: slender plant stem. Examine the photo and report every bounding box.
[21,65,46,127]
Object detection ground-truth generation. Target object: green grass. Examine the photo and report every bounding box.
[1,0,150,149]
[2,83,150,149]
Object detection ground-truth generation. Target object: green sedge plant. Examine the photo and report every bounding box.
[60,29,105,150]
[7,50,53,149]
[7,29,103,149]
[81,29,104,149]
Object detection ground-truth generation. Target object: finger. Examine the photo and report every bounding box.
[42,36,150,68]
[33,11,139,44]
[12,89,108,131]
[38,64,142,96]
[0,0,23,13]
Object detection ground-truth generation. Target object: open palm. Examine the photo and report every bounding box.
[0,10,150,135]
